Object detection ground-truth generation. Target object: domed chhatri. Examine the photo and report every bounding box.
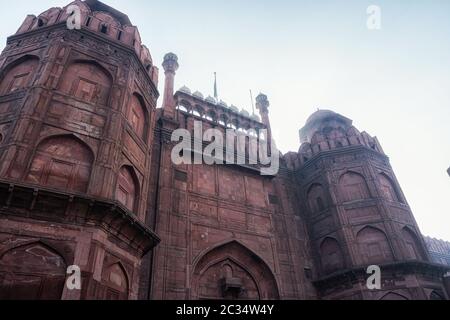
[179,86,192,95]
[300,109,353,144]
[305,109,338,125]
[193,91,204,100]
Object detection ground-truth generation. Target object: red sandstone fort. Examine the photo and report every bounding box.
[0,0,449,300]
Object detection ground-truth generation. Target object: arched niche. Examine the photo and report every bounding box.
[191,241,279,300]
[307,183,328,214]
[116,166,139,213]
[401,227,426,261]
[0,242,66,300]
[379,173,403,203]
[356,226,394,265]
[320,237,345,275]
[128,93,148,140]
[58,60,112,105]
[103,262,129,300]
[338,171,371,203]
[0,55,39,95]
[27,135,94,193]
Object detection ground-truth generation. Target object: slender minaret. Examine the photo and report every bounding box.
[256,93,272,144]
[161,52,179,119]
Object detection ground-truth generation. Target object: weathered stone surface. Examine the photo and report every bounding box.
[0,0,448,301]
[0,0,159,300]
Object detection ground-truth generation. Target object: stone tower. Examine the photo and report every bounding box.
[284,110,448,300]
[0,0,159,300]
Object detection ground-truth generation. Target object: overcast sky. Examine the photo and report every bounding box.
[1,0,449,240]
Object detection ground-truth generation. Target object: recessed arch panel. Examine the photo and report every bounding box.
[0,242,66,300]
[379,173,403,203]
[26,135,94,192]
[192,241,279,300]
[116,166,139,213]
[128,93,148,140]
[0,55,39,95]
[402,227,426,261]
[59,60,112,105]
[356,226,394,265]
[339,171,371,202]
[320,237,345,275]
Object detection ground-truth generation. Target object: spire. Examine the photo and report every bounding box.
[161,53,179,119]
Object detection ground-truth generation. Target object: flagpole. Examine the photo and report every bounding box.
[214,72,218,101]
[250,90,255,115]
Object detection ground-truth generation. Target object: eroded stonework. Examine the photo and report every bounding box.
[0,0,448,300]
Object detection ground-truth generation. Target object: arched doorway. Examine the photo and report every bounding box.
[191,241,279,300]
[0,242,67,300]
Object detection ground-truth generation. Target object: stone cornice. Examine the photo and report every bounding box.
[298,145,390,174]
[0,179,160,257]
[313,261,450,291]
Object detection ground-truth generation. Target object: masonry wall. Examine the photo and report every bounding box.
[0,2,160,300]
[148,109,317,300]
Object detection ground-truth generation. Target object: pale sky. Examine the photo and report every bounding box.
[1,0,449,240]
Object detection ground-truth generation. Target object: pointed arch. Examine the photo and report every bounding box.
[380,292,409,300]
[0,55,40,95]
[307,183,328,214]
[356,226,394,265]
[116,165,140,213]
[192,240,279,300]
[26,135,94,193]
[128,93,148,140]
[103,261,129,300]
[0,241,67,300]
[59,59,113,105]
[338,171,371,202]
[379,173,403,203]
[401,227,426,261]
[320,237,345,274]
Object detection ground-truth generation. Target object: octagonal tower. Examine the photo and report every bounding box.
[0,0,159,300]
[284,109,449,300]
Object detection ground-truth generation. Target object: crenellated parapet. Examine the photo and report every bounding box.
[283,110,385,170]
[13,0,158,84]
[174,87,264,136]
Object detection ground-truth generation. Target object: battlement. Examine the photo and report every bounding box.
[174,87,265,136]
[14,0,156,79]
